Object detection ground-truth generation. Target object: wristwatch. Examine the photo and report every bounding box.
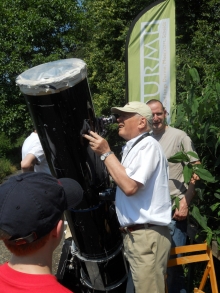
[100,151,114,161]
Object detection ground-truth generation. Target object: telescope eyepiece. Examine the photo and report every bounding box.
[101,115,117,125]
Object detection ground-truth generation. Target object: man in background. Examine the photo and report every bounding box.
[147,99,200,293]
[21,130,51,174]
[0,172,83,293]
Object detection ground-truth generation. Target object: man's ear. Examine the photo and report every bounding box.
[164,109,168,118]
[138,117,147,129]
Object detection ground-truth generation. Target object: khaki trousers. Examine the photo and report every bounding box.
[123,225,171,293]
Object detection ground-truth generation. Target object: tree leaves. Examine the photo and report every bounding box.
[0,0,83,138]
[174,63,220,244]
[169,149,215,184]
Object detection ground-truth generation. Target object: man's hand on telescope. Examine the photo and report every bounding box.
[82,131,142,197]
[83,131,111,155]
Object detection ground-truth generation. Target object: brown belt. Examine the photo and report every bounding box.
[119,223,156,233]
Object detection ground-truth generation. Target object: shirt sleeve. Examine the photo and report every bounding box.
[181,135,199,163]
[26,141,44,164]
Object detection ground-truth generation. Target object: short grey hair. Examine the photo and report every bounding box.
[135,113,152,131]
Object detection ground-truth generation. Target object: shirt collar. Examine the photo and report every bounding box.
[122,132,148,152]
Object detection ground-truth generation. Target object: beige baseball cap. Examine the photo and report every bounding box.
[111,101,152,120]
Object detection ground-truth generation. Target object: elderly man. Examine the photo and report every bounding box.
[83,101,171,293]
[146,99,200,293]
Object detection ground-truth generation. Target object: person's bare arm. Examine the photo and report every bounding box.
[21,154,37,172]
[83,131,142,196]
[104,153,143,196]
[173,161,200,220]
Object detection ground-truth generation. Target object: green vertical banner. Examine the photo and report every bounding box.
[125,0,176,124]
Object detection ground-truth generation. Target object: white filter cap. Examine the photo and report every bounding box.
[16,58,87,95]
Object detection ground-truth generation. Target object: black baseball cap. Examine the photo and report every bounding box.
[0,172,83,245]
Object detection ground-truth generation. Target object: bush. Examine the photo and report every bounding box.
[0,132,24,182]
[174,68,220,247]
[0,157,17,183]
[0,133,13,158]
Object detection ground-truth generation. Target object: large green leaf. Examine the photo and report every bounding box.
[191,206,209,231]
[189,68,200,84]
[214,193,220,200]
[186,151,199,160]
[193,167,215,183]
[191,98,199,115]
[183,164,193,184]
[168,152,190,163]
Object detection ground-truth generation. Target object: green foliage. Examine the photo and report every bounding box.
[0,0,83,139]
[172,68,220,247]
[81,0,148,113]
[0,132,25,157]
[0,132,24,180]
[183,164,193,184]
[193,165,215,183]
[0,133,13,157]
[168,151,190,163]
[169,150,215,184]
[0,158,17,183]
[175,0,220,96]
[0,0,152,142]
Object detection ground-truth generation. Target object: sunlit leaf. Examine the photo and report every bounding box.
[175,197,180,210]
[168,152,190,163]
[183,164,193,183]
[193,167,215,182]
[186,151,199,159]
[210,203,220,212]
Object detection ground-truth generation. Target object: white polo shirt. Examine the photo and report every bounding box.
[115,134,171,227]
